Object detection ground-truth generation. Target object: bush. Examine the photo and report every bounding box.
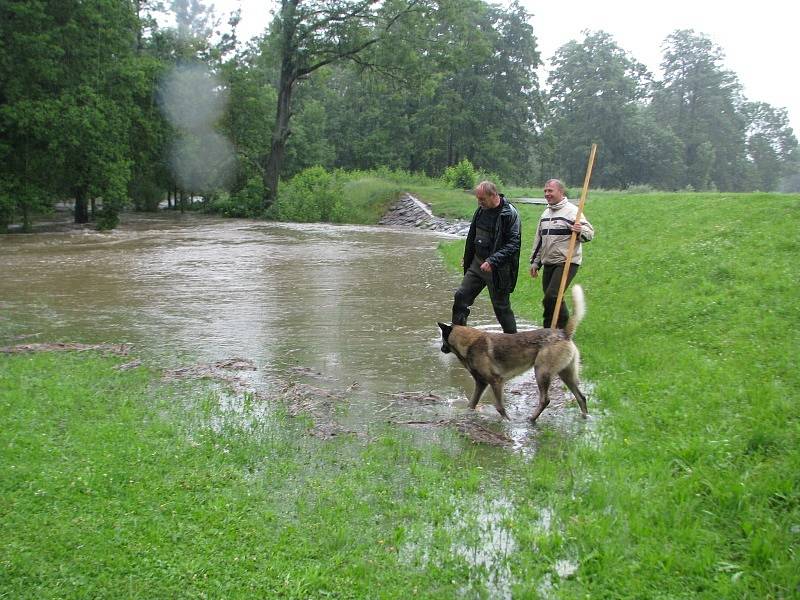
[271,166,342,222]
[95,205,120,230]
[220,177,265,218]
[442,159,477,190]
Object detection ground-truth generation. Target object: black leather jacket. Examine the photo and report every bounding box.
[463,197,521,294]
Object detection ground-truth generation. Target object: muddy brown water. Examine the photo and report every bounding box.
[1,212,590,450]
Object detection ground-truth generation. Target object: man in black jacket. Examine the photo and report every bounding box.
[451,181,521,333]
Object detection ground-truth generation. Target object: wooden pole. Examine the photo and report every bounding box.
[550,143,597,329]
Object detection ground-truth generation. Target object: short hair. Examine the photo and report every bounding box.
[545,179,565,192]
[475,180,498,197]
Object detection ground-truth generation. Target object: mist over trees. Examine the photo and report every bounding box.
[1,0,797,229]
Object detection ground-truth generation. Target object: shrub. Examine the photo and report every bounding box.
[442,159,477,190]
[230,177,265,217]
[272,166,341,222]
[206,177,264,218]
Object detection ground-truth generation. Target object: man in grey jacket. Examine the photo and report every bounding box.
[529,179,594,329]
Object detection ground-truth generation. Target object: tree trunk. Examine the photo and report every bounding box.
[21,205,31,233]
[262,76,294,209]
[74,189,89,224]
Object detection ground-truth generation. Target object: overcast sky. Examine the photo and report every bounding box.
[215,0,800,135]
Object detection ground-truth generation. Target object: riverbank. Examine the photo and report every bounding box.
[430,190,800,596]
[2,189,799,597]
[378,192,470,235]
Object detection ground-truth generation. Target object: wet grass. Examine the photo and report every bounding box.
[1,352,533,598]
[430,190,800,596]
[335,178,404,224]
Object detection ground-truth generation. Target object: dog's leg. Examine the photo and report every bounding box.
[560,360,588,418]
[469,377,488,410]
[489,380,509,419]
[529,366,551,423]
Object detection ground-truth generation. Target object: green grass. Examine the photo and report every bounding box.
[335,177,403,224]
[426,189,800,597]
[0,352,526,598]
[2,188,799,598]
[405,184,477,219]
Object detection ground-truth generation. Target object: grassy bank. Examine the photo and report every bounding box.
[2,188,799,597]
[423,189,800,596]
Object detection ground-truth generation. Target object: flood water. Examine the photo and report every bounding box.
[1,212,590,445]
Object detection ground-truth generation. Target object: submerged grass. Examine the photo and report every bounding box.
[2,188,799,597]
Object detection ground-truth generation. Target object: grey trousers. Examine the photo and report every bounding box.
[452,257,517,333]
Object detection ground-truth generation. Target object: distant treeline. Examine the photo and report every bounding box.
[1,0,797,230]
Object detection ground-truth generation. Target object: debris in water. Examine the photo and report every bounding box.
[378,390,443,404]
[453,419,513,447]
[388,416,513,447]
[0,342,131,356]
[162,357,257,390]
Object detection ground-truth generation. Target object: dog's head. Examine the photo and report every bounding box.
[437,322,453,354]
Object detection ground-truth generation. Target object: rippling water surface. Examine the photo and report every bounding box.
[2,213,594,439]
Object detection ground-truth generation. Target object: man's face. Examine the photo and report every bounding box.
[544,183,564,205]
[476,191,498,209]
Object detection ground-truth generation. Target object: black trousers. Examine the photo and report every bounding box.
[541,262,579,329]
[452,257,517,333]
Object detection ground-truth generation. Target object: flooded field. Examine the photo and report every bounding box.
[1,212,592,447]
[1,212,600,598]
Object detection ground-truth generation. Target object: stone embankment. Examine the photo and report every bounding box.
[379,193,470,236]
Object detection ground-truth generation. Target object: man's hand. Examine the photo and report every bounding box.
[530,265,539,278]
[480,261,493,273]
[571,222,583,234]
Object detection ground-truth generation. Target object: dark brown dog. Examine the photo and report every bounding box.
[438,285,588,422]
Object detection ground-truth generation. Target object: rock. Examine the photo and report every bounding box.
[379,193,470,236]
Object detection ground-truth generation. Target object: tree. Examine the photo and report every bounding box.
[301,0,542,180]
[545,30,653,188]
[652,29,748,191]
[0,0,64,230]
[259,0,425,208]
[0,0,142,229]
[742,101,798,191]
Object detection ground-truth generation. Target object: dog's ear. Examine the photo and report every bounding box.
[438,322,452,337]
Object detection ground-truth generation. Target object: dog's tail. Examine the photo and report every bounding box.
[563,284,585,339]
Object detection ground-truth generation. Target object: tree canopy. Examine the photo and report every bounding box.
[1,1,797,229]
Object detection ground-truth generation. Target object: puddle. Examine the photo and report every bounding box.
[399,495,517,598]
